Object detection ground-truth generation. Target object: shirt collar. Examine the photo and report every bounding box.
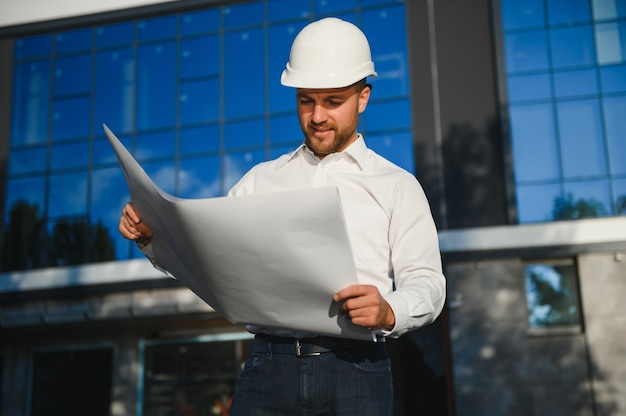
[288,134,368,170]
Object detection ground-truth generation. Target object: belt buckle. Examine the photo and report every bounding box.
[295,339,321,358]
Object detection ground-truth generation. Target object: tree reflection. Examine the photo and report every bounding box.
[552,193,607,220]
[1,199,116,272]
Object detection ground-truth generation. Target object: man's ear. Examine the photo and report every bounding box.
[358,84,371,113]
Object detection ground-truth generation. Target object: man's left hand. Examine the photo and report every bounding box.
[334,284,396,331]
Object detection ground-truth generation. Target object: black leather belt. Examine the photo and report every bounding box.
[252,334,384,358]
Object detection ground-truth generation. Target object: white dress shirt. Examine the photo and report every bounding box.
[227,134,446,339]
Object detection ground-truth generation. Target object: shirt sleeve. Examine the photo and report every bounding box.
[382,176,446,338]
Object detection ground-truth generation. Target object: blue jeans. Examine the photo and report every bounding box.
[230,336,393,416]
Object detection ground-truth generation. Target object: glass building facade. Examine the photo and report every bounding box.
[500,0,626,223]
[4,0,413,271]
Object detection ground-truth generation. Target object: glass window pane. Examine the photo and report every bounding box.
[517,183,561,223]
[367,131,415,174]
[553,69,598,98]
[14,34,52,60]
[224,150,267,191]
[314,0,356,14]
[507,73,552,102]
[501,0,545,30]
[54,54,92,96]
[137,42,176,130]
[96,22,135,48]
[50,142,89,171]
[224,119,266,150]
[603,95,626,174]
[8,147,47,175]
[268,22,306,113]
[613,177,626,215]
[365,99,411,132]
[595,22,626,64]
[178,155,221,198]
[11,61,50,146]
[93,135,132,167]
[504,31,549,73]
[180,36,220,79]
[592,0,626,20]
[95,48,135,133]
[181,9,220,35]
[55,28,92,54]
[180,125,221,155]
[268,0,310,21]
[52,97,91,141]
[547,0,591,25]
[223,2,264,28]
[525,262,581,329]
[143,162,176,195]
[5,177,46,222]
[556,99,606,178]
[599,64,626,92]
[362,6,410,98]
[48,172,88,218]
[559,180,610,218]
[92,167,131,260]
[224,29,265,118]
[550,26,596,69]
[135,131,176,162]
[180,79,220,125]
[269,113,301,145]
[138,15,176,42]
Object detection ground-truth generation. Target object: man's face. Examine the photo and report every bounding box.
[296,84,371,159]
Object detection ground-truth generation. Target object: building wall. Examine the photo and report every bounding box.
[447,251,626,415]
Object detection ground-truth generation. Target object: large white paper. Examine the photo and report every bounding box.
[103,125,373,340]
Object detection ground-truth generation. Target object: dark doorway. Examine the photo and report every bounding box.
[31,347,112,416]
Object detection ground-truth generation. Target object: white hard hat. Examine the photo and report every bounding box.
[281,17,377,89]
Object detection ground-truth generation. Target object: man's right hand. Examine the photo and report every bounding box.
[119,202,153,245]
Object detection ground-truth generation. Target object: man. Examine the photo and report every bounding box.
[120,17,446,415]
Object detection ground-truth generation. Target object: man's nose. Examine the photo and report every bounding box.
[311,104,328,124]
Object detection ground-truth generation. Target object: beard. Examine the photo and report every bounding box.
[301,110,360,158]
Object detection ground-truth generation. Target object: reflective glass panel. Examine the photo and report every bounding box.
[52,97,91,141]
[55,28,92,54]
[11,61,50,146]
[54,54,92,96]
[138,15,176,42]
[180,36,220,79]
[504,31,549,73]
[5,177,46,222]
[180,79,220,125]
[8,147,47,175]
[224,29,265,118]
[50,142,89,171]
[91,167,131,260]
[14,34,52,59]
[223,150,267,191]
[224,119,266,150]
[550,25,596,69]
[135,131,176,162]
[181,9,220,35]
[96,22,134,48]
[501,0,545,30]
[178,155,221,198]
[547,0,591,25]
[268,0,310,21]
[556,99,606,178]
[92,136,132,167]
[516,183,562,222]
[180,125,221,155]
[525,261,581,329]
[561,180,610,218]
[314,0,356,14]
[592,0,626,20]
[600,64,626,92]
[48,172,88,218]
[269,113,301,145]
[268,22,306,113]
[365,100,411,132]
[137,42,176,130]
[508,73,552,102]
[362,6,410,98]
[603,95,626,174]
[223,2,264,28]
[595,22,626,64]
[94,48,135,134]
[553,69,598,98]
